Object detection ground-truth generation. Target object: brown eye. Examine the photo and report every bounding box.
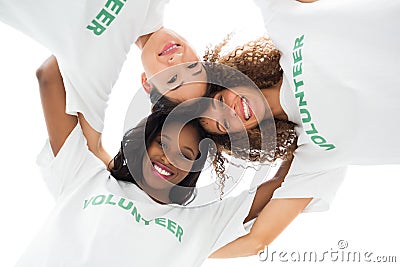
[167,75,177,84]
[157,140,167,150]
[218,95,224,107]
[187,62,198,69]
[178,151,191,160]
[223,119,230,130]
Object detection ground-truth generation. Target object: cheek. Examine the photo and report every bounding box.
[173,160,193,179]
[173,158,192,174]
[142,56,162,79]
[186,47,199,61]
[189,84,207,99]
[164,90,181,102]
[231,120,245,132]
[175,170,190,184]
[143,63,160,79]
[141,155,151,179]
[244,120,259,131]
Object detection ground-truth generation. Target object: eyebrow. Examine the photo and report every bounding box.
[192,67,202,76]
[161,135,171,141]
[168,81,184,92]
[168,66,203,92]
[162,134,196,158]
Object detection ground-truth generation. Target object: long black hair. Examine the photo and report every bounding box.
[110,111,208,205]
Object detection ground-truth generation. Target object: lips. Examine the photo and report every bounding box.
[240,96,253,121]
[158,42,181,56]
[151,161,174,179]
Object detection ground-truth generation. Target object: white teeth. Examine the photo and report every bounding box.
[162,44,178,55]
[241,97,251,120]
[153,164,172,176]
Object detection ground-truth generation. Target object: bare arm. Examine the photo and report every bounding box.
[37,56,77,156]
[210,158,310,258]
[210,197,312,258]
[77,113,112,168]
[37,56,112,166]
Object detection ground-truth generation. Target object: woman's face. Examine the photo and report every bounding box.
[200,86,268,134]
[141,28,207,102]
[149,62,207,102]
[141,122,200,191]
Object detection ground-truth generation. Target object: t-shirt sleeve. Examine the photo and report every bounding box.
[59,58,118,134]
[0,0,123,133]
[1,0,168,133]
[61,0,169,133]
[0,0,71,51]
[36,124,104,200]
[209,189,256,253]
[272,166,347,212]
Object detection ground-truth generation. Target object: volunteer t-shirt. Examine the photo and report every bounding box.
[0,0,167,132]
[254,0,400,211]
[15,125,255,267]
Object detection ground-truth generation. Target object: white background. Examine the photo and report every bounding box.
[0,0,399,266]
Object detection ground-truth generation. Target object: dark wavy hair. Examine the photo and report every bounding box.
[110,111,208,205]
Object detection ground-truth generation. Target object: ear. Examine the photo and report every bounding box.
[141,72,151,94]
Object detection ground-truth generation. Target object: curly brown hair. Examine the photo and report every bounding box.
[204,36,283,89]
[203,36,297,167]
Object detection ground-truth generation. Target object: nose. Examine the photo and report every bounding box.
[160,152,172,166]
[224,90,239,109]
[167,53,183,65]
[228,108,237,118]
[161,150,186,171]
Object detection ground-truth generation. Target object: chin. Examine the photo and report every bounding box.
[143,175,171,191]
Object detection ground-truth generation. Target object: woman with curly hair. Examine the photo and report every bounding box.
[202,0,400,258]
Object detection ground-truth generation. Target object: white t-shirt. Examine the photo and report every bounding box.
[254,0,400,211]
[0,0,167,132]
[15,125,255,267]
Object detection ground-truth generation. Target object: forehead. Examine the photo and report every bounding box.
[149,62,206,85]
[161,122,199,142]
[149,62,208,102]
[198,117,219,134]
[212,85,256,96]
[164,83,207,102]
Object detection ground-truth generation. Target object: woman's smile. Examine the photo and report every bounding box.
[151,161,175,179]
[158,42,181,56]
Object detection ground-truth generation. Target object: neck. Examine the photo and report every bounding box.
[261,78,288,121]
[135,33,153,50]
[138,182,170,204]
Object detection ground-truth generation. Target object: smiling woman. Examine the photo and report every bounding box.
[112,111,208,205]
